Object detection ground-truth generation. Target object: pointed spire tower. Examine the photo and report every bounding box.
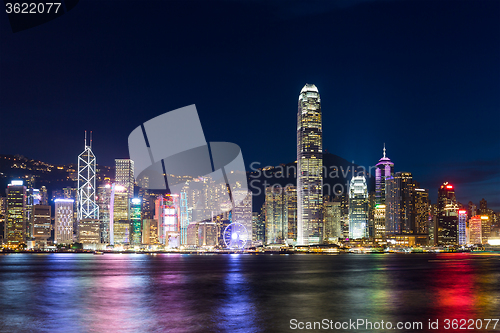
[77,131,99,221]
[374,144,394,238]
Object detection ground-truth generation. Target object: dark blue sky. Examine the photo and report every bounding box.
[1,0,499,209]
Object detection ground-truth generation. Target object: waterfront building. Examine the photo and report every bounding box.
[77,218,100,244]
[437,182,458,245]
[77,132,99,223]
[232,190,253,247]
[55,199,74,244]
[32,205,51,247]
[374,145,394,237]
[458,209,467,245]
[468,215,483,245]
[97,183,112,243]
[110,184,129,245]
[324,201,342,242]
[115,159,135,199]
[348,176,368,239]
[297,83,323,245]
[156,194,180,247]
[5,180,26,247]
[130,198,141,246]
[264,185,296,245]
[385,172,415,235]
[414,188,430,234]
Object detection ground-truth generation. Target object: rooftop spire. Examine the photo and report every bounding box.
[383,143,386,158]
[84,130,87,147]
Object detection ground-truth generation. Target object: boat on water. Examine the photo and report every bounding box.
[93,251,104,255]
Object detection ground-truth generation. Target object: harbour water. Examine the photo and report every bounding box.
[0,253,499,332]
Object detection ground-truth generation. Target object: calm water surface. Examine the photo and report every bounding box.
[0,253,499,333]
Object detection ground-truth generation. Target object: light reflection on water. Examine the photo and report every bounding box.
[0,253,499,332]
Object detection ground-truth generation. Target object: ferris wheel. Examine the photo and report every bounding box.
[223,222,248,249]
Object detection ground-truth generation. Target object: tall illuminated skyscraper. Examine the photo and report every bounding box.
[130,198,141,246]
[374,145,394,238]
[385,172,415,235]
[458,209,467,245]
[297,83,323,245]
[348,176,368,239]
[55,199,74,244]
[115,159,135,199]
[77,132,99,221]
[437,182,458,245]
[5,180,27,247]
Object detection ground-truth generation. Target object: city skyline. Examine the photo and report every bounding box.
[1,0,498,211]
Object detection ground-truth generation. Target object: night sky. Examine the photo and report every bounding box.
[1,0,499,209]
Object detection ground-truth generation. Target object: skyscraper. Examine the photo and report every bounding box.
[458,209,467,245]
[437,182,458,245]
[110,184,129,245]
[324,201,342,242]
[374,145,394,238]
[232,190,253,247]
[5,180,27,247]
[32,205,51,247]
[297,83,323,245]
[115,159,135,199]
[130,198,142,246]
[479,198,487,215]
[77,132,99,222]
[385,172,415,235]
[414,188,430,234]
[348,176,368,239]
[55,199,74,244]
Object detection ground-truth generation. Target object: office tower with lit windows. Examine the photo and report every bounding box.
[285,186,297,244]
[374,145,394,238]
[297,83,323,245]
[5,180,27,247]
[437,182,458,245]
[414,188,430,234]
[40,186,48,205]
[115,159,135,198]
[264,185,296,245]
[385,172,415,235]
[265,186,285,244]
[130,198,141,246]
[179,191,189,246]
[458,209,467,245]
[110,184,129,245]
[77,132,99,223]
[348,176,368,239]
[232,190,253,247]
[78,219,101,244]
[55,199,74,244]
[32,205,51,247]
[0,197,6,243]
[480,215,491,243]
[156,194,180,247]
[97,183,112,243]
[468,215,488,245]
[253,208,265,245]
[324,201,342,242]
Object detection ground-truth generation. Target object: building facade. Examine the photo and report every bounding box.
[297,83,323,245]
[374,145,394,238]
[437,182,458,245]
[115,159,135,199]
[55,199,74,244]
[348,176,368,239]
[5,180,27,247]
